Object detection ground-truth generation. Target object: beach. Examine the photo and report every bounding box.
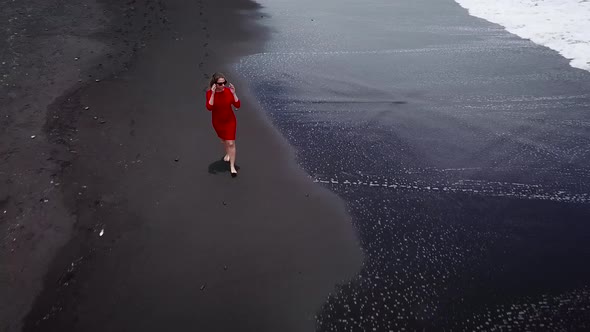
[1,0,361,331]
[2,0,590,331]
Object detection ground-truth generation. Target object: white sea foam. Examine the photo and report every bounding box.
[453,0,590,72]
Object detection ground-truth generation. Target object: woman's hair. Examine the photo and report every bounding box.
[208,72,227,90]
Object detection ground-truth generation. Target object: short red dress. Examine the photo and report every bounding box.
[205,88,241,140]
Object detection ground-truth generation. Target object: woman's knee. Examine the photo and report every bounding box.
[226,140,236,148]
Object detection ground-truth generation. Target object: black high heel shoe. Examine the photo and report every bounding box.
[231,171,238,178]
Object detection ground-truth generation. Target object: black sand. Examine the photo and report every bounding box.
[1,0,361,331]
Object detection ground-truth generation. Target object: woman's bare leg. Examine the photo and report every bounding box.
[220,139,230,161]
[226,140,237,173]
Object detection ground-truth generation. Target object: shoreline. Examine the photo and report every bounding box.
[4,0,362,330]
[234,0,590,329]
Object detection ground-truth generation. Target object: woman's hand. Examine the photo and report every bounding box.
[229,83,236,94]
[211,84,217,92]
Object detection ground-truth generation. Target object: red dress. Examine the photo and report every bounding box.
[205,88,241,140]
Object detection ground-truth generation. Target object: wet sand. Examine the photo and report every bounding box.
[1,0,361,331]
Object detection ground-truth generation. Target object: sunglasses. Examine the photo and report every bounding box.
[216,81,227,86]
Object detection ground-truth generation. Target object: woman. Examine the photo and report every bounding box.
[206,72,241,177]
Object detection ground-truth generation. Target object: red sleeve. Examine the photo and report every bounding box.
[205,90,213,111]
[231,90,241,108]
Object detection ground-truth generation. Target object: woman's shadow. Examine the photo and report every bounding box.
[208,158,240,175]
